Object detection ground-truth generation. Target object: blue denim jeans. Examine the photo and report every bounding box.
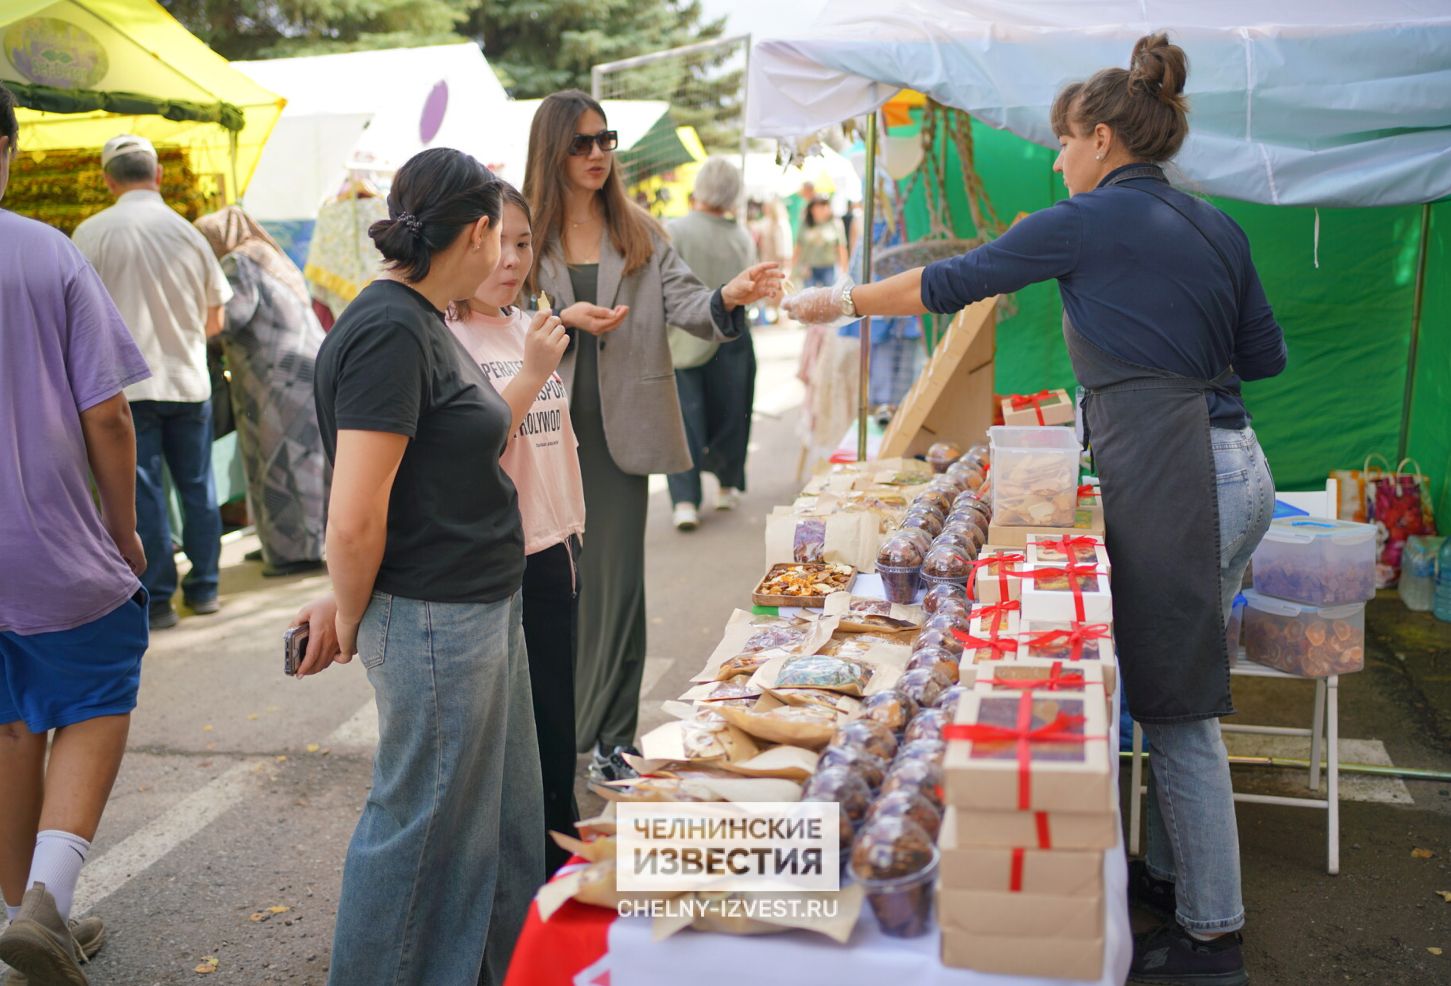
[328,591,544,986]
[1142,425,1273,933]
[131,400,221,611]
[666,334,757,507]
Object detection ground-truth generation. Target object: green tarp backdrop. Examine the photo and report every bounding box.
[896,116,1449,523]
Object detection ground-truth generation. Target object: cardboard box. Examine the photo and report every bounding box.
[970,548,1028,604]
[967,607,1020,640]
[1019,563,1114,624]
[944,692,1112,812]
[989,508,1106,548]
[939,818,1104,897]
[941,927,1104,981]
[955,628,1021,687]
[880,300,997,460]
[1018,621,1119,693]
[1026,532,1111,572]
[938,886,1104,938]
[946,803,1119,849]
[1000,388,1075,427]
[971,657,1107,697]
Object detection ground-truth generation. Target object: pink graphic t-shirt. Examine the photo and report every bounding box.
[449,308,586,556]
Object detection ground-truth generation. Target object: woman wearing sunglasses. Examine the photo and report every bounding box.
[523,90,782,778]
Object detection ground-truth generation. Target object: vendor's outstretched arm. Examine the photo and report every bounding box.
[852,268,928,318]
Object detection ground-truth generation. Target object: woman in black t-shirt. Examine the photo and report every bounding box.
[291,148,552,986]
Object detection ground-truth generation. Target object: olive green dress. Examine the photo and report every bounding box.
[568,264,650,752]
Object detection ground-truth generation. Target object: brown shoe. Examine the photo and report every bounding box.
[0,885,88,986]
[2,913,103,985]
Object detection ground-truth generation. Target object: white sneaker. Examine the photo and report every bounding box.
[672,503,700,531]
[716,488,741,511]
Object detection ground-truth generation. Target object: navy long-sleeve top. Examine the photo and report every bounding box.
[920,164,1287,428]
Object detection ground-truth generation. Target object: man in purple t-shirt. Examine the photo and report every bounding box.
[0,84,152,983]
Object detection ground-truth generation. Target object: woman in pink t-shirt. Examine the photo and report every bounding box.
[448,184,622,874]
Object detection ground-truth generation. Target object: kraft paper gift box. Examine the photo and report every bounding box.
[1000,388,1075,427]
[941,926,1105,981]
[969,549,1028,604]
[966,602,1020,640]
[1026,532,1111,573]
[953,623,1021,687]
[1016,621,1119,694]
[938,812,1105,897]
[970,657,1107,699]
[937,886,1103,938]
[943,692,1112,813]
[1018,562,1114,624]
[988,507,1106,548]
[946,803,1119,850]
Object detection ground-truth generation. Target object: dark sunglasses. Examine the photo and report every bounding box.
[568,129,619,156]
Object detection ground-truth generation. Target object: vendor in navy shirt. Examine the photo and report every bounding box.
[787,34,1285,986]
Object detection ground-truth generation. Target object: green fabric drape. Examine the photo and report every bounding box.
[6,79,245,132]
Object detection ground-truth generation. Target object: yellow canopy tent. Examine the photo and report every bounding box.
[0,0,284,200]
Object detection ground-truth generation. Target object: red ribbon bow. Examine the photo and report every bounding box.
[950,627,1019,661]
[969,599,1021,634]
[1076,484,1100,500]
[943,692,1092,811]
[1023,623,1113,663]
[1033,535,1101,567]
[967,552,1025,601]
[1008,390,1059,425]
[976,660,1089,693]
[1013,562,1102,622]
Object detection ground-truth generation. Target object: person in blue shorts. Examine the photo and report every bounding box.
[0,83,153,985]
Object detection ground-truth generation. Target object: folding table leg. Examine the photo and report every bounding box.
[1130,721,1144,856]
[1328,675,1340,875]
[1310,678,1326,791]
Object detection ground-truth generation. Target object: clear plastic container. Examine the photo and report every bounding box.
[1241,590,1365,677]
[1225,594,1245,657]
[1399,535,1445,613]
[1251,517,1376,606]
[987,426,1080,527]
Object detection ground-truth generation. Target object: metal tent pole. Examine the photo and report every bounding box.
[857,111,878,462]
[1397,202,1432,462]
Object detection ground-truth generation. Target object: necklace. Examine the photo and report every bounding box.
[567,202,600,228]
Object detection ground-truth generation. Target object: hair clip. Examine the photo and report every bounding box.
[397,210,424,235]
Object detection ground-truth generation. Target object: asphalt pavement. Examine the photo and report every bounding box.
[8,321,1449,985]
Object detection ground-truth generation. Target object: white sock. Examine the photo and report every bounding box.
[27,830,91,921]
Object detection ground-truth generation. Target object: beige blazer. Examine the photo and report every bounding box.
[537,226,742,476]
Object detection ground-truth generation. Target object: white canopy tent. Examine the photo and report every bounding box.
[746,0,1451,207]
[236,43,509,221]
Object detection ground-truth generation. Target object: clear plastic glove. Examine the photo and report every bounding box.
[782,281,857,329]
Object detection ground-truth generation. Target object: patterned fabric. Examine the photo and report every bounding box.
[217,252,328,566]
[303,196,389,317]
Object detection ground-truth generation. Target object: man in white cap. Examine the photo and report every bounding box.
[72,135,233,630]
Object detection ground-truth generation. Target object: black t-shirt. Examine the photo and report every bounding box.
[314,279,524,603]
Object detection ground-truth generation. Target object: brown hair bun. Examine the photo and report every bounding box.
[1129,33,1189,110]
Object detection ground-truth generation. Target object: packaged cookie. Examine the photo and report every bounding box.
[925,442,964,474]
[932,529,979,556]
[861,690,920,734]
[960,446,992,472]
[897,667,952,709]
[818,743,889,790]
[881,758,948,812]
[941,518,989,550]
[832,717,900,763]
[924,609,973,637]
[921,544,973,591]
[867,788,943,839]
[772,654,874,695]
[849,816,939,938]
[894,525,934,556]
[895,737,947,765]
[903,707,951,745]
[913,628,965,660]
[802,764,874,845]
[945,460,986,492]
[906,646,960,685]
[912,488,956,517]
[936,685,971,718]
[922,582,967,616]
[901,510,945,539]
[877,533,926,605]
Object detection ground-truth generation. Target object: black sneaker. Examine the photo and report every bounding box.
[587,743,641,783]
[1131,923,1248,985]
[149,605,179,630]
[1129,860,1178,921]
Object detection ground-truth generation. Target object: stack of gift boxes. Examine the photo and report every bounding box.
[937,423,1119,981]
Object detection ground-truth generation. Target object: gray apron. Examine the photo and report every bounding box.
[1066,166,1243,723]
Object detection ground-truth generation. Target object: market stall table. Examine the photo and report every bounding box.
[505,574,1133,986]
